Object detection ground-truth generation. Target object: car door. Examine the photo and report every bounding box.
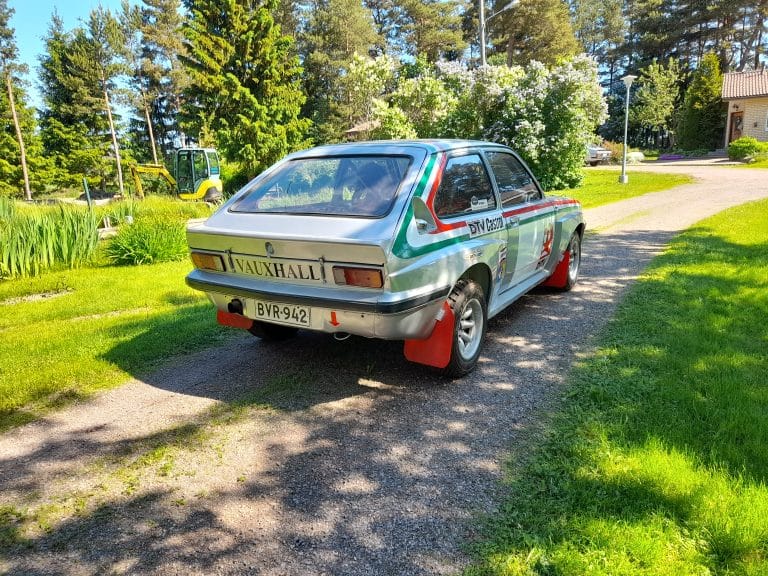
[485,150,553,287]
[431,152,504,282]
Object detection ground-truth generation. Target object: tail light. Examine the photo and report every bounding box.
[332,266,383,288]
[191,251,225,271]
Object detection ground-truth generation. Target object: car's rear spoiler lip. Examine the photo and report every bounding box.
[185,270,451,315]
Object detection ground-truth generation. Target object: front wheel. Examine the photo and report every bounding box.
[443,279,487,378]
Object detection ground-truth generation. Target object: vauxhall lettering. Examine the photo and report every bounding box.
[233,257,321,281]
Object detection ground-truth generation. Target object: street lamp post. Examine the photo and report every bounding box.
[619,74,637,184]
[479,0,487,66]
[479,0,517,66]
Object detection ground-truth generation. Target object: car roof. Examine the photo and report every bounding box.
[286,139,513,159]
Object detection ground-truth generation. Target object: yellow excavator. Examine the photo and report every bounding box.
[130,148,223,202]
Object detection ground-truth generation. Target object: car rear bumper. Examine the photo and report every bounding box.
[186,269,450,339]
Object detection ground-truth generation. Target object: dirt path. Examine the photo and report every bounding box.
[2,161,767,576]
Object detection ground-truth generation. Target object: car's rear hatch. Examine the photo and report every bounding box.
[186,146,430,293]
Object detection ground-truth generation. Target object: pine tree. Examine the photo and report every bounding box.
[0,0,31,199]
[300,0,381,139]
[121,2,160,164]
[138,0,189,154]
[363,0,401,55]
[570,0,624,82]
[633,58,682,148]
[619,0,767,73]
[39,12,127,192]
[499,0,580,66]
[398,0,467,62]
[73,8,127,195]
[677,53,726,151]
[181,0,310,175]
[39,14,91,187]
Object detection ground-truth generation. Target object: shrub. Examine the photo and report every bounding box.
[105,217,189,266]
[728,137,768,161]
[601,140,624,163]
[220,161,252,198]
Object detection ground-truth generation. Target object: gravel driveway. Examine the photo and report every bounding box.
[2,160,767,576]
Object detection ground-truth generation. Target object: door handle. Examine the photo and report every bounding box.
[507,216,520,228]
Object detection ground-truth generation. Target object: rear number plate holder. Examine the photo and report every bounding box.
[249,299,311,327]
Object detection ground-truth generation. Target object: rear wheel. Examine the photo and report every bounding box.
[562,232,581,291]
[443,279,487,378]
[248,321,298,341]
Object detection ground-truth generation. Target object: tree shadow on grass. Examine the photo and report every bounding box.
[470,229,768,574]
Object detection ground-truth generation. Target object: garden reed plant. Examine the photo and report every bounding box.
[0,201,98,278]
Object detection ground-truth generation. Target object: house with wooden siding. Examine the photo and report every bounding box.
[722,68,768,144]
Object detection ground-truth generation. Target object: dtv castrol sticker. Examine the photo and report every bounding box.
[468,215,504,238]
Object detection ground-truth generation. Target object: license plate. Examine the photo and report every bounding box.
[251,300,311,327]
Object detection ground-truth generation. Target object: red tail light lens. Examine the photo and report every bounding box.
[332,266,383,288]
[191,251,225,271]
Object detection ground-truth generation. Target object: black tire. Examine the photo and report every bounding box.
[443,279,487,378]
[561,232,581,291]
[248,321,299,341]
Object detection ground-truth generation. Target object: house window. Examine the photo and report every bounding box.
[765,113,768,131]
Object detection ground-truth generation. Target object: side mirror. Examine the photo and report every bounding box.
[411,196,437,234]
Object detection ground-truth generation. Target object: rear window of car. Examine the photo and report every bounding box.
[230,155,412,217]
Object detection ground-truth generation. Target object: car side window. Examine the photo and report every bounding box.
[486,151,541,207]
[433,154,496,219]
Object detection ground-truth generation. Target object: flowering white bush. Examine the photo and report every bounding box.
[369,99,417,140]
[390,74,457,138]
[443,56,606,189]
[351,55,606,190]
[343,53,397,125]
[489,56,607,189]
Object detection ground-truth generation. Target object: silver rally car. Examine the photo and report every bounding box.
[186,140,584,376]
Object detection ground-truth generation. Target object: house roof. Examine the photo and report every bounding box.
[722,68,768,99]
[344,120,381,135]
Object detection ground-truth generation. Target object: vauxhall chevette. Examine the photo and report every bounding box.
[185,140,585,376]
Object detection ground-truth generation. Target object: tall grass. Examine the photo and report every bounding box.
[0,200,99,278]
[0,197,214,277]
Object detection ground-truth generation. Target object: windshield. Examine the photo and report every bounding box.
[231,155,412,217]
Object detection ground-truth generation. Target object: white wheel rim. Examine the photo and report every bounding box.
[568,237,580,283]
[457,298,483,360]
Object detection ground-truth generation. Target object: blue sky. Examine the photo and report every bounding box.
[9,0,129,106]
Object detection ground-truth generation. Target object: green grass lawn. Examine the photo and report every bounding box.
[0,261,232,430]
[735,158,768,169]
[558,170,694,208]
[466,199,768,575]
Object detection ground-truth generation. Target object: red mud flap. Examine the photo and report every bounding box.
[403,302,454,369]
[541,248,571,288]
[217,309,254,330]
